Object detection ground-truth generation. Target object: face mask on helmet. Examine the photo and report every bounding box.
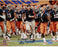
[8,8,11,10]
[35,6,37,9]
[23,6,26,9]
[13,5,15,8]
[31,6,33,9]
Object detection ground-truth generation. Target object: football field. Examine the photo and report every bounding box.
[0,27,58,46]
[0,35,58,46]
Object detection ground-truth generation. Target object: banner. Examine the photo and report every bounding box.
[0,0,50,5]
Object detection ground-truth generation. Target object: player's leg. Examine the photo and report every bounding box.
[18,21,22,35]
[45,23,48,36]
[49,22,52,35]
[40,23,47,45]
[35,22,41,39]
[6,21,11,40]
[23,23,27,39]
[52,22,56,40]
[38,24,41,39]
[16,21,22,35]
[56,22,58,40]
[31,20,35,41]
[16,21,20,35]
[20,21,27,39]
[51,22,54,38]
[26,21,31,40]
[25,23,30,37]
[20,21,24,39]
[23,30,27,39]
[11,21,16,36]
[44,23,47,45]
[20,21,25,39]
[35,22,39,39]
[49,22,53,37]
[0,22,6,39]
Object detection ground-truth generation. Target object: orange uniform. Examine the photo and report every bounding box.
[5,9,16,34]
[0,9,5,33]
[35,22,40,32]
[0,22,4,31]
[16,21,22,29]
[49,22,54,32]
[40,23,47,35]
[53,12,58,32]
[40,12,49,35]
[54,21,58,32]
[16,21,26,30]
[6,21,16,33]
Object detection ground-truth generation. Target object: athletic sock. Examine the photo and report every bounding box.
[47,26,49,34]
[57,35,58,40]
[53,36,55,40]
[51,32,53,37]
[43,38,46,42]
[36,33,39,39]
[56,31,58,40]
[31,34,33,39]
[27,33,30,35]
[3,33,5,36]
[17,29,19,32]
[7,33,11,38]
[39,33,41,38]
[29,33,32,39]
[19,30,21,34]
[16,29,19,35]
[3,33,6,39]
[33,34,35,40]
[7,36,10,41]
[24,33,27,39]
[8,34,11,36]
[21,33,24,39]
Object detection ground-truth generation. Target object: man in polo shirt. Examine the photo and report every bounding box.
[25,4,36,41]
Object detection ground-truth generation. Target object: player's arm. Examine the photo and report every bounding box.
[47,14,51,27]
[0,12,5,20]
[4,10,7,21]
[22,12,26,22]
[29,11,36,18]
[48,14,51,23]
[14,12,17,20]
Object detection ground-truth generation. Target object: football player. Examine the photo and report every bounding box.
[5,5,17,40]
[0,5,6,39]
[53,5,58,40]
[34,5,41,39]
[20,5,27,39]
[40,7,50,45]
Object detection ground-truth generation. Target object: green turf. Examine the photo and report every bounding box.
[0,35,58,46]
